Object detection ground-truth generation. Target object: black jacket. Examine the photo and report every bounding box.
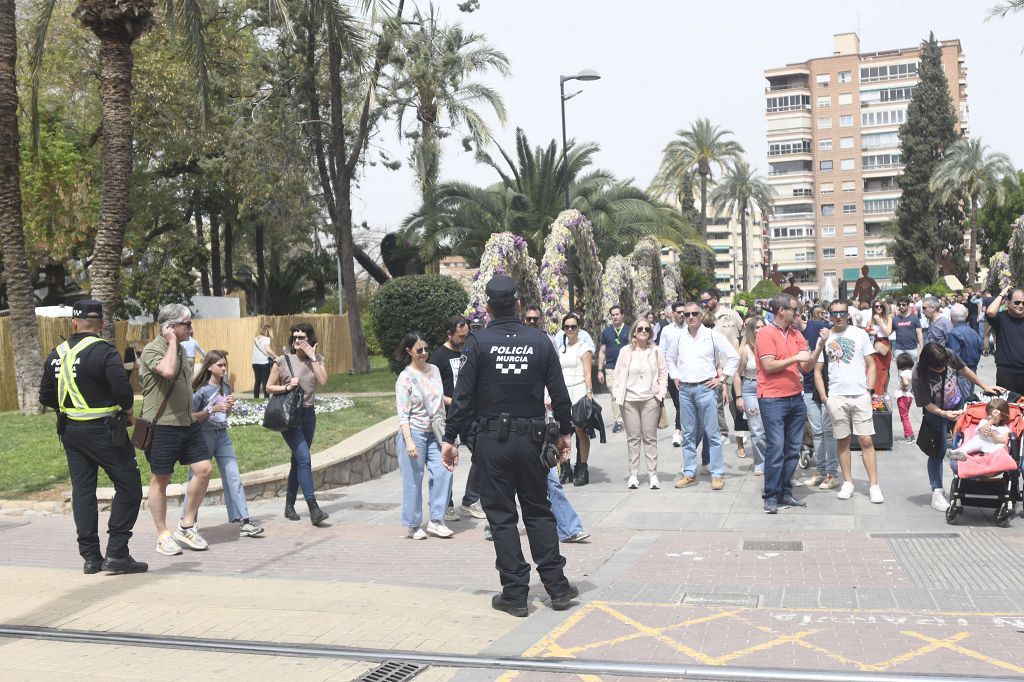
[39,333,134,414]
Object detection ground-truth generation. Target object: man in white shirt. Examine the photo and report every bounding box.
[815,301,884,504]
[665,302,739,490]
[658,302,687,447]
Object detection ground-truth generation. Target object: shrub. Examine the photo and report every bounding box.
[893,279,954,298]
[371,274,470,374]
[748,279,782,299]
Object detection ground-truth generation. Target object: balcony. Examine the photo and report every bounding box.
[768,168,814,177]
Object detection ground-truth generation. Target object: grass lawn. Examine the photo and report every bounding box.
[0,396,395,498]
[321,355,396,394]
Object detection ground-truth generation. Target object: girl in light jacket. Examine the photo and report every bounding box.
[613,318,668,490]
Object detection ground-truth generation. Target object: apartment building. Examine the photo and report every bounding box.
[764,33,968,299]
[706,215,764,295]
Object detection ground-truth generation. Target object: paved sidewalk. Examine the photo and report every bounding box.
[3,355,1024,680]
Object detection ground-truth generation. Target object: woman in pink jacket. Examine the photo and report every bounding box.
[613,318,668,490]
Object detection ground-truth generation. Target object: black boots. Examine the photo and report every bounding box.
[307,499,329,526]
[284,494,300,521]
[573,462,589,487]
[558,461,573,484]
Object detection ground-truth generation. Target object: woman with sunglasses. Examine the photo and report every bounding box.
[871,300,894,395]
[559,313,595,486]
[394,332,453,539]
[612,318,668,489]
[267,322,329,525]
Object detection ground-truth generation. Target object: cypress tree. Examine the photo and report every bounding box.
[892,32,964,286]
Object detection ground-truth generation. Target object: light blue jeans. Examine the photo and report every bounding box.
[181,428,250,523]
[547,466,583,540]
[803,393,838,476]
[397,428,452,528]
[741,379,766,474]
[680,383,723,477]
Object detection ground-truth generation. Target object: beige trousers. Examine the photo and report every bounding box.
[622,398,660,477]
[605,369,622,423]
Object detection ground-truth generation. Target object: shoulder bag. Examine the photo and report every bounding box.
[262,355,306,432]
[131,368,179,451]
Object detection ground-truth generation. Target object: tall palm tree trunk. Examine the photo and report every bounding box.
[698,170,713,273]
[0,0,42,414]
[968,194,979,286]
[739,206,749,291]
[89,35,135,340]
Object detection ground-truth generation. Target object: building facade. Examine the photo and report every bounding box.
[764,33,968,299]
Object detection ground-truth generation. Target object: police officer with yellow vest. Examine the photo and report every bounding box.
[39,300,147,574]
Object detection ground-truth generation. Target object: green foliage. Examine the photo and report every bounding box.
[677,264,716,302]
[978,172,1024,261]
[371,274,469,373]
[748,280,782,299]
[892,33,963,286]
[892,279,954,298]
[119,232,207,318]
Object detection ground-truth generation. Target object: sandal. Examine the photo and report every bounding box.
[736,448,747,459]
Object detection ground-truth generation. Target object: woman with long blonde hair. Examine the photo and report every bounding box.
[871,300,894,394]
[612,318,668,489]
[733,317,767,475]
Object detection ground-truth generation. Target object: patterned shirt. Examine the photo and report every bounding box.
[395,365,444,431]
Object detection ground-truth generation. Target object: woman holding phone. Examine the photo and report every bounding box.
[267,323,328,525]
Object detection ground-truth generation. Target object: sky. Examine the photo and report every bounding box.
[350,0,1024,238]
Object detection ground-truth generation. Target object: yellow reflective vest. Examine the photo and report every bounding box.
[55,336,120,421]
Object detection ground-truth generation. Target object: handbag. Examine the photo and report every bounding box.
[941,368,962,410]
[957,447,1018,478]
[658,400,670,429]
[411,370,446,442]
[262,355,306,431]
[131,365,179,451]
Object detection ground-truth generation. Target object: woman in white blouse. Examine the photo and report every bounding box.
[612,318,668,490]
[558,313,594,486]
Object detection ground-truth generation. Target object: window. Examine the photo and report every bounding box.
[838,71,852,84]
[821,225,836,237]
[817,116,832,129]
[860,61,918,83]
[772,225,815,239]
[775,203,814,216]
[820,160,833,171]
[793,187,813,197]
[840,158,855,171]
[862,131,900,149]
[823,248,836,260]
[819,182,834,195]
[818,139,833,151]
[866,244,887,259]
[767,94,811,112]
[794,250,816,262]
[864,197,900,214]
[839,114,854,127]
[842,181,856,193]
[821,203,835,216]
[837,93,853,106]
[861,86,917,104]
[862,108,907,127]
[844,246,859,258]
[840,136,854,149]
[816,73,831,85]
[843,225,857,235]
[768,139,812,156]
[863,152,903,169]
[842,202,856,215]
[770,160,814,175]
[817,95,831,108]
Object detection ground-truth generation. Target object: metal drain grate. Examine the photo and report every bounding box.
[681,592,759,607]
[869,532,960,539]
[883,532,1024,590]
[357,660,426,682]
[743,540,803,552]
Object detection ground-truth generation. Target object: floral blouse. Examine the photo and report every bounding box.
[395,365,444,431]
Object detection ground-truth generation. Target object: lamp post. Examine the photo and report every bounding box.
[560,68,601,313]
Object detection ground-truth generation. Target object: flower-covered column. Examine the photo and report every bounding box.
[629,237,664,317]
[466,232,542,323]
[539,210,603,335]
[601,255,635,326]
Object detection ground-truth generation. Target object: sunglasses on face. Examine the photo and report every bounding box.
[673,309,686,315]
[563,324,578,330]
[635,327,651,333]
[173,320,193,328]
[525,316,540,322]
[291,335,308,341]
[699,300,711,306]
[412,346,430,355]
[682,311,701,318]
[829,310,848,317]
[1012,301,1024,307]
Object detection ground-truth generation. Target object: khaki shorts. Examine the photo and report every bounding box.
[826,393,875,440]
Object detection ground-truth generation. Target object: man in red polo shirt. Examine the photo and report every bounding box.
[756,293,827,514]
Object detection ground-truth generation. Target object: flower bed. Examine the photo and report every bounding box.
[227,396,355,427]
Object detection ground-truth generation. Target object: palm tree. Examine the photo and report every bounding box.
[651,117,745,251]
[709,159,776,291]
[987,1,1024,20]
[0,0,43,414]
[929,137,1019,285]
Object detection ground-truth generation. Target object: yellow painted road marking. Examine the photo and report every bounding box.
[903,631,1024,675]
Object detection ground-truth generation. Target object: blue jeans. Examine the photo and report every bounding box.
[803,393,838,476]
[679,383,723,477]
[397,429,452,528]
[741,379,766,473]
[922,411,952,490]
[283,407,317,500]
[759,393,806,501]
[547,466,583,540]
[181,428,250,523]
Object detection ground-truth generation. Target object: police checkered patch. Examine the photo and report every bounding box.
[496,362,528,374]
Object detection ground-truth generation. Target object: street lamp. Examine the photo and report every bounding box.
[560,68,601,313]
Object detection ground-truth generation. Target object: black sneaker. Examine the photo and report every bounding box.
[764,498,778,514]
[780,494,807,508]
[83,558,103,575]
[550,585,580,611]
[102,555,149,574]
[491,594,528,617]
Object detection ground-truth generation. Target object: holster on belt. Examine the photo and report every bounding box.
[56,412,68,437]
[497,412,511,442]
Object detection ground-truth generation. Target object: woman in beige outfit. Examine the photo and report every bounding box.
[613,318,668,490]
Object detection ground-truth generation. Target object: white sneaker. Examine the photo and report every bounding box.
[931,489,950,512]
[426,520,454,538]
[672,431,682,447]
[627,476,640,489]
[460,501,486,519]
[155,532,182,556]
[869,485,884,504]
[172,525,209,551]
[649,474,660,490]
[408,526,427,540]
[837,481,855,500]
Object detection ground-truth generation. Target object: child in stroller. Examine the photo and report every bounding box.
[947,399,1011,463]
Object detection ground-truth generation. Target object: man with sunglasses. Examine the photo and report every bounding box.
[892,298,923,364]
[985,285,1024,395]
[755,293,826,514]
[597,305,629,433]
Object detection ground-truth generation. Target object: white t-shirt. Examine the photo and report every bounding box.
[817,326,875,395]
[964,418,1011,454]
[252,335,273,364]
[898,368,913,398]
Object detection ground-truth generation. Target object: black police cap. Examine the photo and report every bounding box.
[72,299,103,319]
[485,275,518,305]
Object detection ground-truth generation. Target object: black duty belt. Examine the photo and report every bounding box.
[476,417,546,435]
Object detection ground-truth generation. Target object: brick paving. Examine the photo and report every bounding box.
[4,356,1024,680]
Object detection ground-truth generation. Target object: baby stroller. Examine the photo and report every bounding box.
[945,400,1023,527]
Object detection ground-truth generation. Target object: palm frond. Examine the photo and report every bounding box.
[28,0,58,155]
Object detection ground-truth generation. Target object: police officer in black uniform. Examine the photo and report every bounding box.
[441,276,579,616]
[39,300,147,574]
